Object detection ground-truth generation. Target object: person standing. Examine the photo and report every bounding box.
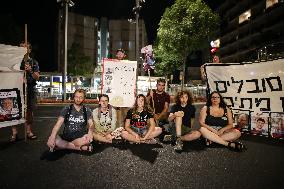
[167,91,201,152]
[10,42,40,142]
[114,48,129,128]
[47,89,94,152]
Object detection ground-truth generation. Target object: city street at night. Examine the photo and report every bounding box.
[0,104,283,189]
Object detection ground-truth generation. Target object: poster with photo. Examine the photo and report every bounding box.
[0,89,22,122]
[232,109,250,133]
[250,112,269,136]
[270,112,284,139]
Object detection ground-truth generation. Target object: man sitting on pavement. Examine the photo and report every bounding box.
[47,89,94,152]
[146,78,171,139]
[93,94,124,143]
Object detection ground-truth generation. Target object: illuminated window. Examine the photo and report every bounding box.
[239,10,251,24]
[266,0,278,9]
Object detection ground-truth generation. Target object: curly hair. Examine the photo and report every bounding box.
[133,94,153,113]
[206,91,227,109]
[175,90,193,105]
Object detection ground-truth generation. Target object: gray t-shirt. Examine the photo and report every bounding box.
[60,105,92,134]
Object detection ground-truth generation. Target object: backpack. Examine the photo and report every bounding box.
[64,104,88,126]
[97,104,113,120]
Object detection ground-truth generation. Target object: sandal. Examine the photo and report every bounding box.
[227,141,245,152]
[205,139,212,146]
[27,133,37,140]
[10,134,19,143]
[80,144,93,153]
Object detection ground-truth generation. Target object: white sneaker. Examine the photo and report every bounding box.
[174,137,183,151]
[163,135,172,142]
[145,138,157,144]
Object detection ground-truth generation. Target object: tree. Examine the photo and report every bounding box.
[67,43,94,77]
[155,0,219,87]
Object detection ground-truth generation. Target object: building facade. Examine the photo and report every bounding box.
[57,12,148,76]
[217,0,284,63]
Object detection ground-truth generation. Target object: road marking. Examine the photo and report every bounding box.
[35,116,57,119]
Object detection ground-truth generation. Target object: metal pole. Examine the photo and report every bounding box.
[135,0,139,62]
[135,0,140,94]
[62,0,68,101]
[24,24,28,142]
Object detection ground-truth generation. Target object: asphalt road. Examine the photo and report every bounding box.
[0,104,284,189]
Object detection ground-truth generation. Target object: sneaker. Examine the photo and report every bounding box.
[163,134,172,142]
[174,137,183,152]
[144,138,157,144]
[112,138,124,144]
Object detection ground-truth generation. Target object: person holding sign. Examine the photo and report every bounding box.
[121,94,162,144]
[10,42,40,142]
[199,91,245,151]
[47,89,94,152]
[114,48,129,128]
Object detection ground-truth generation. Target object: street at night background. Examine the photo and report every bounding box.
[0,0,222,72]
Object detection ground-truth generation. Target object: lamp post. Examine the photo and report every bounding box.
[57,0,74,101]
[132,0,145,90]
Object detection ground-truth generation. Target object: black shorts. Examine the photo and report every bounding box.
[60,131,87,142]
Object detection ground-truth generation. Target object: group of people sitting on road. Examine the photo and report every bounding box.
[47,78,245,153]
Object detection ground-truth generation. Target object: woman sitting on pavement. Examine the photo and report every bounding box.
[199,91,245,151]
[121,94,162,144]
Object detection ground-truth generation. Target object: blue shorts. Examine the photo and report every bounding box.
[130,126,148,136]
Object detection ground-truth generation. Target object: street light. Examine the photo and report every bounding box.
[131,0,146,76]
[57,0,74,101]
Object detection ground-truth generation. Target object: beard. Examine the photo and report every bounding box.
[74,101,83,106]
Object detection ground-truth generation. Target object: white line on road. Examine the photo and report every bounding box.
[35,116,58,119]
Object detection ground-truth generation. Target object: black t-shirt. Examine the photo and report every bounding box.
[60,105,92,135]
[126,109,154,129]
[20,58,40,88]
[170,104,196,127]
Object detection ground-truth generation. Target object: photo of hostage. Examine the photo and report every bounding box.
[0,97,19,121]
[199,91,245,152]
[251,117,268,136]
[166,90,201,152]
[47,89,94,153]
[121,94,162,144]
[235,113,249,131]
[92,94,125,144]
[271,115,284,138]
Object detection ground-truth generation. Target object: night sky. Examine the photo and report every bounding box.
[0,0,222,72]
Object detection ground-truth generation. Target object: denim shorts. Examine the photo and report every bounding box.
[130,125,148,136]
